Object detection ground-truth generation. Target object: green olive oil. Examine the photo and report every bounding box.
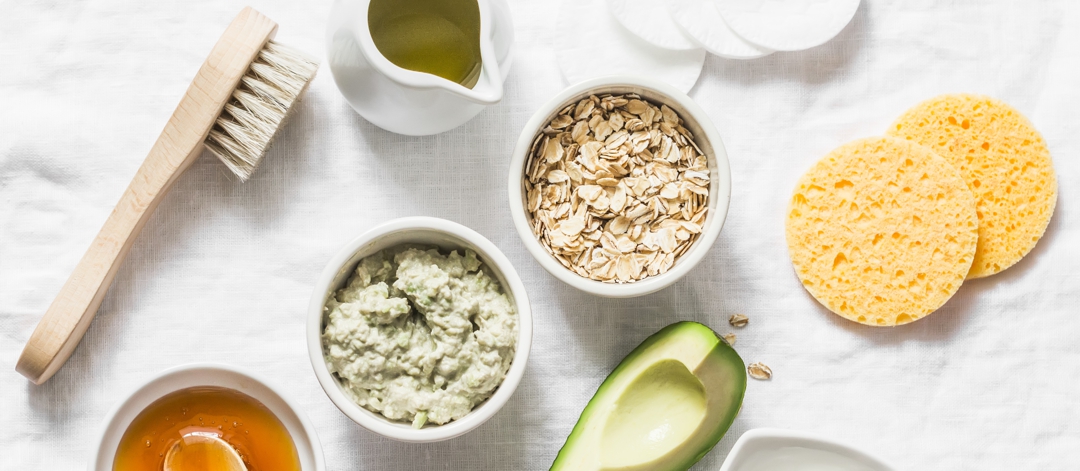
[368,0,483,89]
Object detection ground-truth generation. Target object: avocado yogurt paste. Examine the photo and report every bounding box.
[322,246,518,427]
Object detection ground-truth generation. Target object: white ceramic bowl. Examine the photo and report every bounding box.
[306,216,532,442]
[89,363,324,471]
[507,76,732,298]
[719,428,898,471]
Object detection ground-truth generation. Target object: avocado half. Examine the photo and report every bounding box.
[551,321,747,471]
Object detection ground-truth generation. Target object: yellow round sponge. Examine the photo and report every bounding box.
[786,136,979,326]
[887,94,1058,278]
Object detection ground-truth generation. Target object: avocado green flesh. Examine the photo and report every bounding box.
[600,359,707,467]
[551,322,747,471]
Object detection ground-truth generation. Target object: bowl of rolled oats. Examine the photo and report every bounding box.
[508,76,731,297]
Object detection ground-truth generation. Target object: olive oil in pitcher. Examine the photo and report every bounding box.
[368,0,483,88]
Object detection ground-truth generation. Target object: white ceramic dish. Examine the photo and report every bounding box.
[306,216,533,442]
[720,428,897,471]
[508,76,732,298]
[89,363,324,471]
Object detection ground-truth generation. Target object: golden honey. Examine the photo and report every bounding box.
[113,386,300,471]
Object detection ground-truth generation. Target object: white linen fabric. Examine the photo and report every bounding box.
[2,0,1079,469]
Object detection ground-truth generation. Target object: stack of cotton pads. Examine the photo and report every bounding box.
[555,0,861,91]
[786,94,1058,327]
[703,0,862,55]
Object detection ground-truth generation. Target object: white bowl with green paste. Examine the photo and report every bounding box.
[306,217,532,443]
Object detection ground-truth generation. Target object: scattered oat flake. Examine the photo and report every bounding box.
[729,314,749,328]
[748,362,772,380]
[722,333,736,346]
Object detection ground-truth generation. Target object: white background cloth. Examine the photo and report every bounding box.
[2,0,1079,469]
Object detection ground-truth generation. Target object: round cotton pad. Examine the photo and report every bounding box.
[888,94,1058,279]
[556,0,706,92]
[667,0,773,59]
[786,136,978,327]
[607,0,700,50]
[714,0,861,52]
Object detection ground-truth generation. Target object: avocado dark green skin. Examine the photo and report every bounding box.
[551,321,747,471]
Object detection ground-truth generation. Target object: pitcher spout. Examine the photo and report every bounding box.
[407,0,505,105]
[458,32,504,104]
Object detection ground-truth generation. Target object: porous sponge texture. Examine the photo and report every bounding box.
[888,94,1058,279]
[786,137,978,326]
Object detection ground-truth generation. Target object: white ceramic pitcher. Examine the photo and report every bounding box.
[326,0,514,136]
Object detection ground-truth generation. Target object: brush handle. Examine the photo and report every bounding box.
[16,7,278,385]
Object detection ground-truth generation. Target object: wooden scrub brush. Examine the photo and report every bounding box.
[16,7,319,384]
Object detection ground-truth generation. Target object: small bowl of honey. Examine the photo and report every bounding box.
[90,363,324,471]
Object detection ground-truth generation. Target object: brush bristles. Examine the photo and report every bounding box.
[205,40,319,181]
